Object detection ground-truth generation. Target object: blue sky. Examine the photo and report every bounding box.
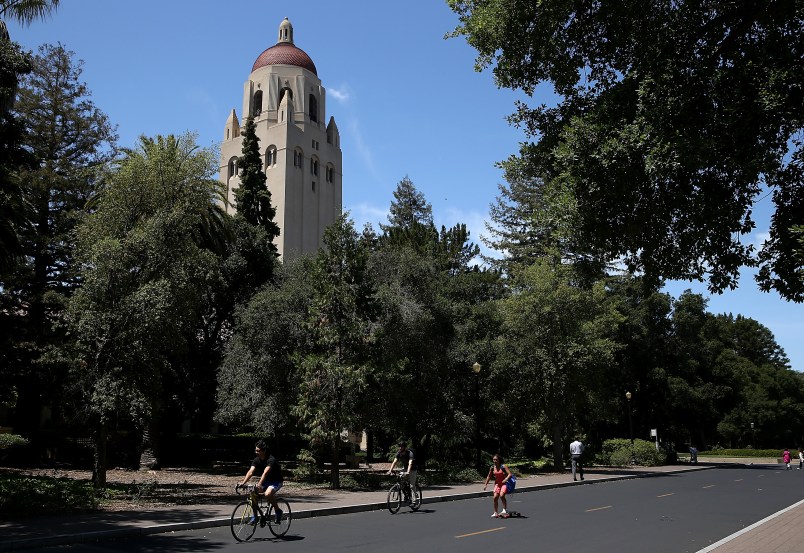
[7,1,802,371]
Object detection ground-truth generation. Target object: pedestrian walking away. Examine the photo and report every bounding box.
[689,445,698,464]
[798,448,803,470]
[484,454,514,518]
[570,438,585,481]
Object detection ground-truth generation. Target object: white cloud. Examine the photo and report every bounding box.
[328,85,351,103]
[347,119,380,181]
[753,230,770,250]
[348,202,388,231]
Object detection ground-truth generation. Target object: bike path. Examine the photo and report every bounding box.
[0,465,712,551]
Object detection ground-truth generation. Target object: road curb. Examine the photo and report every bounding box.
[1,466,713,551]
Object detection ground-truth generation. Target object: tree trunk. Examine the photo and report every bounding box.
[366,429,374,463]
[92,421,107,489]
[138,427,159,470]
[551,421,564,471]
[330,437,340,489]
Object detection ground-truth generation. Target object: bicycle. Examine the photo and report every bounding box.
[387,470,422,514]
[231,483,292,541]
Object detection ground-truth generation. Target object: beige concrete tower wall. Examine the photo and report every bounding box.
[218,19,343,260]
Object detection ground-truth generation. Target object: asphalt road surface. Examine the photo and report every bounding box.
[32,466,804,553]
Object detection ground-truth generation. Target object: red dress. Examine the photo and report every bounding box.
[492,465,509,493]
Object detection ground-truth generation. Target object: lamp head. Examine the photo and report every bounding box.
[625,391,632,400]
[472,362,481,374]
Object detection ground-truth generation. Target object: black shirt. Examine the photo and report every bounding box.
[252,454,283,482]
[395,448,416,470]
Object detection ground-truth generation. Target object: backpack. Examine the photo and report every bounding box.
[504,466,516,492]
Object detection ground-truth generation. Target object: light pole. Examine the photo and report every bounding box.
[751,422,755,449]
[626,391,634,464]
[472,362,482,471]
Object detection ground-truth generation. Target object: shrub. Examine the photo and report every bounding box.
[699,449,780,458]
[0,472,98,518]
[293,449,318,481]
[451,467,483,482]
[0,434,28,450]
[0,434,30,465]
[596,438,664,467]
[506,458,552,474]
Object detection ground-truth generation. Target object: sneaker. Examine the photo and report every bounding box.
[500,509,508,516]
[274,508,283,524]
[491,512,498,518]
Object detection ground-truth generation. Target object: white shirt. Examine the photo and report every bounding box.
[570,440,584,455]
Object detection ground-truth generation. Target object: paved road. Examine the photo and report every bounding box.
[25,466,804,553]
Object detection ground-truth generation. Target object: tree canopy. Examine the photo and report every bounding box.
[448,0,804,299]
[69,133,226,486]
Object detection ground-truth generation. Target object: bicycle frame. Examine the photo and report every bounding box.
[231,483,292,541]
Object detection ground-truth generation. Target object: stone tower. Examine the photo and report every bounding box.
[220,18,342,259]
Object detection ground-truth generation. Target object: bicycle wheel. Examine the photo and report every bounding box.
[410,483,422,511]
[267,498,292,537]
[230,500,258,542]
[387,484,402,514]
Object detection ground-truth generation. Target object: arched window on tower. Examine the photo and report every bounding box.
[326,164,334,183]
[279,87,293,106]
[265,146,277,168]
[310,157,319,177]
[228,157,239,179]
[294,148,304,169]
[253,90,263,117]
[308,94,318,123]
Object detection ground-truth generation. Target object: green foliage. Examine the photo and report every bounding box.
[0,472,97,519]
[335,472,388,491]
[291,449,318,481]
[69,133,227,483]
[448,0,804,299]
[234,116,280,244]
[0,1,61,28]
[451,467,484,482]
[699,449,783,458]
[495,259,623,467]
[2,42,116,432]
[0,433,27,449]
[505,458,551,474]
[0,37,30,273]
[596,439,664,467]
[292,214,376,488]
[215,256,314,434]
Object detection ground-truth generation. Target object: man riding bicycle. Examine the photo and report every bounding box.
[387,441,417,498]
[240,440,284,523]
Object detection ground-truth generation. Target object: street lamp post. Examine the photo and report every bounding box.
[472,362,482,472]
[751,422,755,449]
[626,391,635,464]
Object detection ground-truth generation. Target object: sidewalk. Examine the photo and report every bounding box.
[0,463,793,552]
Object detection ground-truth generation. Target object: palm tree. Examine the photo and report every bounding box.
[0,0,60,30]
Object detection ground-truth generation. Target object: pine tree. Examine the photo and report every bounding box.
[3,43,116,435]
[234,116,280,243]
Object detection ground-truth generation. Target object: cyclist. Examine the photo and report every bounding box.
[240,440,283,523]
[387,441,417,499]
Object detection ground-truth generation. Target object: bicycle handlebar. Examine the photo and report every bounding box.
[235,483,258,495]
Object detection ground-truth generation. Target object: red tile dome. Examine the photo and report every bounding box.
[252,43,317,75]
